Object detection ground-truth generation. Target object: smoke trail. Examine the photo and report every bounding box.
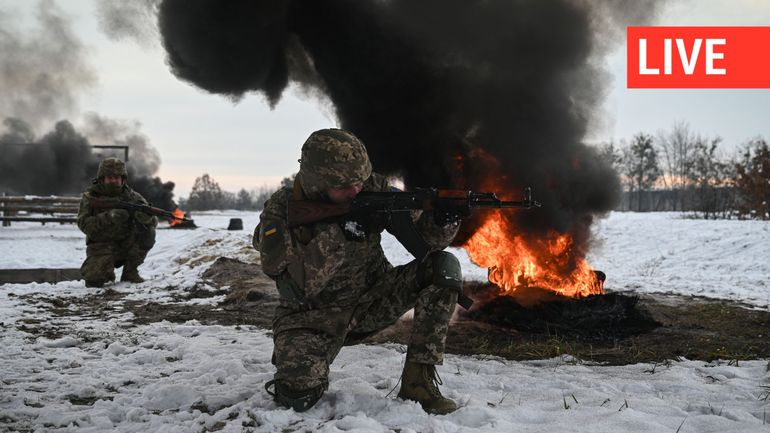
[95,0,160,48]
[82,113,161,179]
[0,0,96,131]
[158,0,662,248]
[0,1,176,209]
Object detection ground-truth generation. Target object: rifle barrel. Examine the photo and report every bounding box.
[500,200,542,208]
[472,200,541,208]
[91,198,192,222]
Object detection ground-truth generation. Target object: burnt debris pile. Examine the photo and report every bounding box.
[462,282,660,339]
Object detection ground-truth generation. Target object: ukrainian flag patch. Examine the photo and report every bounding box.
[264,224,278,237]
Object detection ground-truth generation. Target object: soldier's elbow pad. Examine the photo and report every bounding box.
[252,224,261,250]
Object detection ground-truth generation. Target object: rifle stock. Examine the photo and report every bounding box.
[287,201,351,228]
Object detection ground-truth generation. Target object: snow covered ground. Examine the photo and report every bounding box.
[1,211,769,432]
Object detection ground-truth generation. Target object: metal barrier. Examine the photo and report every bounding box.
[0,195,80,226]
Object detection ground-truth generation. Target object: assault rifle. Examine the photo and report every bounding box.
[90,197,193,223]
[288,187,541,262]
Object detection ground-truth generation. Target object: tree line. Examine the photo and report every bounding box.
[599,122,769,219]
[177,124,769,221]
[178,173,295,212]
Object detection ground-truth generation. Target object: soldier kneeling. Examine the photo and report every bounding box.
[257,129,465,415]
[77,158,157,287]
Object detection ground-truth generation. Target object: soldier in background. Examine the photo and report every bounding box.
[77,158,157,287]
[255,129,464,415]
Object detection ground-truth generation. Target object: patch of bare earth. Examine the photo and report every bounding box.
[13,257,770,365]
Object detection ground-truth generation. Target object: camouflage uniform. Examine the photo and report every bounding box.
[77,158,158,287]
[256,129,462,414]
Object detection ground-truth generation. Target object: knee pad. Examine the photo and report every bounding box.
[265,379,327,412]
[419,251,463,290]
[135,226,156,250]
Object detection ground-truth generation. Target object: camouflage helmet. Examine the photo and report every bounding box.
[96,157,128,179]
[298,128,372,197]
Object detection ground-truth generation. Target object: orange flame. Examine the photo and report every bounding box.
[169,208,186,226]
[463,211,603,298]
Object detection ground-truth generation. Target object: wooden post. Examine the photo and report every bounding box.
[1,192,8,227]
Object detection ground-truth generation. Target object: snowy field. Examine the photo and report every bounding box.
[1,211,769,432]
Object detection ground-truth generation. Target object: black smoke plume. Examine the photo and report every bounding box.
[95,0,160,48]
[159,0,661,256]
[0,118,95,195]
[0,1,177,211]
[0,117,176,211]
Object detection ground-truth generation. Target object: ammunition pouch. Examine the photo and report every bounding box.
[265,379,327,412]
[274,272,305,304]
[417,251,473,309]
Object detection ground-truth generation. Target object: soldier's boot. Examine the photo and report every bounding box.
[397,361,457,415]
[83,272,114,288]
[81,253,115,288]
[120,267,145,283]
[265,380,326,412]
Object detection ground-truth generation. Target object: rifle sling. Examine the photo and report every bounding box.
[293,176,304,200]
[387,212,473,310]
[385,211,431,262]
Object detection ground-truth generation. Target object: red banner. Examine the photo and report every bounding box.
[627,26,770,88]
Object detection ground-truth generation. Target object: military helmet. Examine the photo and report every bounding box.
[96,157,128,179]
[298,128,372,196]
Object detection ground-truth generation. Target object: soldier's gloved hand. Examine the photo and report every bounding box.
[134,211,154,226]
[109,208,130,224]
[433,205,469,226]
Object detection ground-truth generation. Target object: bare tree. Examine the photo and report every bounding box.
[187,173,224,210]
[250,185,277,210]
[280,173,297,189]
[733,138,770,220]
[597,140,623,173]
[622,133,661,211]
[235,188,253,210]
[686,137,727,219]
[657,122,695,210]
[221,191,237,209]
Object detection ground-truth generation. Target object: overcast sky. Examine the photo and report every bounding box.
[1,0,769,197]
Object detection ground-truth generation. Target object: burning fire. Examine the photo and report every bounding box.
[169,208,186,226]
[464,212,603,298]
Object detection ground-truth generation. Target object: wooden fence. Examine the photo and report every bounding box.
[0,195,80,226]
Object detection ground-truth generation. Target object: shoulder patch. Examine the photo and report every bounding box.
[263,224,278,237]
